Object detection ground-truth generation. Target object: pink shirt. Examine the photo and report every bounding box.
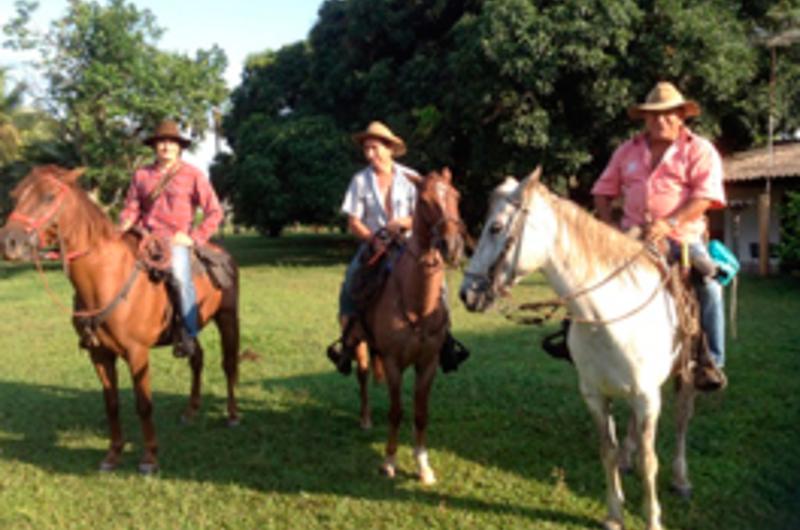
[119,161,222,245]
[591,128,726,243]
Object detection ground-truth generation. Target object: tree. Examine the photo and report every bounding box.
[224,0,800,230]
[3,0,228,204]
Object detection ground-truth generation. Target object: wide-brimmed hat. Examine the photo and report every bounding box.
[627,82,701,120]
[143,120,192,148]
[352,121,406,157]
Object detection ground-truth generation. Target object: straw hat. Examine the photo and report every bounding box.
[143,120,192,148]
[627,82,701,120]
[352,121,406,157]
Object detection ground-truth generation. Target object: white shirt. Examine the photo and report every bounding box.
[340,162,418,234]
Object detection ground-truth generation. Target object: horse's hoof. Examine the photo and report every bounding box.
[360,417,372,430]
[138,462,160,475]
[99,460,117,472]
[419,468,437,485]
[380,463,396,478]
[603,519,624,530]
[180,413,193,425]
[671,482,693,499]
[227,417,241,428]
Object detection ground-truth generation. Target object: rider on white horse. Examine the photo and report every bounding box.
[592,81,727,390]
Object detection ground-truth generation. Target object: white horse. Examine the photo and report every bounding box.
[459,168,698,530]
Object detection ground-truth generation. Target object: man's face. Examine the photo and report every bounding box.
[155,139,182,165]
[643,109,685,143]
[363,138,394,172]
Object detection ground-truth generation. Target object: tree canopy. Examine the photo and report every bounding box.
[221,0,800,234]
[2,0,228,204]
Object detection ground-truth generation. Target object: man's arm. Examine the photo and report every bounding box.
[648,198,713,241]
[348,216,372,242]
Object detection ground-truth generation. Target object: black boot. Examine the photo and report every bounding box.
[541,319,572,363]
[173,328,198,358]
[439,332,470,373]
[326,340,353,376]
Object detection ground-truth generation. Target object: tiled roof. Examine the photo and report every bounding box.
[723,142,800,181]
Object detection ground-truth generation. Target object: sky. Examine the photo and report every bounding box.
[0,0,325,169]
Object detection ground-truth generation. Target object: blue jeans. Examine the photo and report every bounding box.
[670,241,725,368]
[171,244,198,337]
[338,244,367,318]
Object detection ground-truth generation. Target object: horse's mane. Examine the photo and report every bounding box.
[28,165,117,247]
[536,182,658,282]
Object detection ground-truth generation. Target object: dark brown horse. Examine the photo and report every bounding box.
[0,165,240,474]
[350,168,464,484]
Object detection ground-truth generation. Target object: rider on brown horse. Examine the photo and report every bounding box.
[119,119,223,358]
[329,121,468,375]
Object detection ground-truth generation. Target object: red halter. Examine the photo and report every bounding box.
[8,175,70,250]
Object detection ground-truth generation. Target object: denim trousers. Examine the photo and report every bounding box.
[171,244,199,337]
[670,241,726,368]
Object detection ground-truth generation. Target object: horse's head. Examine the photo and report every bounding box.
[460,166,552,312]
[412,167,464,266]
[1,165,85,261]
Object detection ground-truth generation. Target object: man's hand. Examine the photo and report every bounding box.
[173,232,194,246]
[646,218,674,242]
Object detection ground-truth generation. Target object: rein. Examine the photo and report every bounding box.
[473,193,671,327]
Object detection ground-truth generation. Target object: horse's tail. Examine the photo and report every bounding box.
[372,354,386,384]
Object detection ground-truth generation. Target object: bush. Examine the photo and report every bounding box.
[778,190,800,273]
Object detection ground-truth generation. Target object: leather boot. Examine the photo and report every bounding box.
[439,332,470,373]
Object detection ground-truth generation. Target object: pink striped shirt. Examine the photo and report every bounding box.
[591,128,726,243]
[119,161,222,245]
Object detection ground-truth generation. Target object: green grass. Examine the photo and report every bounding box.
[0,233,797,529]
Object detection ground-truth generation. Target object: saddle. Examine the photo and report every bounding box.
[349,228,405,314]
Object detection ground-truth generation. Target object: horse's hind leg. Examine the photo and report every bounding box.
[182,342,205,423]
[356,342,372,429]
[672,378,696,498]
[89,348,125,471]
[618,414,638,474]
[413,360,437,485]
[583,392,625,530]
[215,304,240,426]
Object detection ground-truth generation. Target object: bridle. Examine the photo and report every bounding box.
[465,188,669,326]
[8,175,70,252]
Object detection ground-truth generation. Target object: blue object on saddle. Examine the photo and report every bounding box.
[708,240,740,286]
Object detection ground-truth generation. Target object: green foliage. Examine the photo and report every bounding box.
[778,190,800,272]
[2,0,228,204]
[218,113,354,236]
[224,0,799,229]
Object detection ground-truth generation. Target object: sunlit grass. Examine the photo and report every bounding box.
[0,233,796,529]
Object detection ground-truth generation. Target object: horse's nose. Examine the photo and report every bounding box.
[1,227,31,261]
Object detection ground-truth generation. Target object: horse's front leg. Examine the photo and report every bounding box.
[672,378,696,498]
[126,347,158,474]
[413,357,438,485]
[633,393,664,530]
[380,360,403,478]
[89,348,124,471]
[583,392,625,530]
[215,306,240,426]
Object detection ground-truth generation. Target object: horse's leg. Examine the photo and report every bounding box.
[632,392,664,530]
[672,378,696,498]
[182,341,204,423]
[380,359,403,478]
[583,391,625,530]
[355,341,372,430]
[618,414,638,474]
[126,347,159,474]
[413,358,438,485]
[215,306,240,426]
[89,348,125,471]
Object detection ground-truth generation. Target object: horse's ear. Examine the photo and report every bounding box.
[528,166,542,183]
[521,166,542,202]
[441,166,452,182]
[404,170,424,188]
[64,167,87,184]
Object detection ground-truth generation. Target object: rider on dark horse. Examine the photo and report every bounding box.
[118,119,223,358]
[328,121,468,375]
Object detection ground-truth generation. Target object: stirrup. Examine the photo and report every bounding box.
[440,333,470,373]
[692,360,727,392]
[541,320,572,363]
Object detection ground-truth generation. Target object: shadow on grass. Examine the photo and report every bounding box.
[220,233,356,268]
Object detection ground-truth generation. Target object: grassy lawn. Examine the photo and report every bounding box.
[0,233,797,529]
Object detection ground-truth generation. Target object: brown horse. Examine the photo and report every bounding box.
[0,165,240,474]
[349,168,464,484]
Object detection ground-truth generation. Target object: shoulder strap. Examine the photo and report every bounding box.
[147,162,183,205]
